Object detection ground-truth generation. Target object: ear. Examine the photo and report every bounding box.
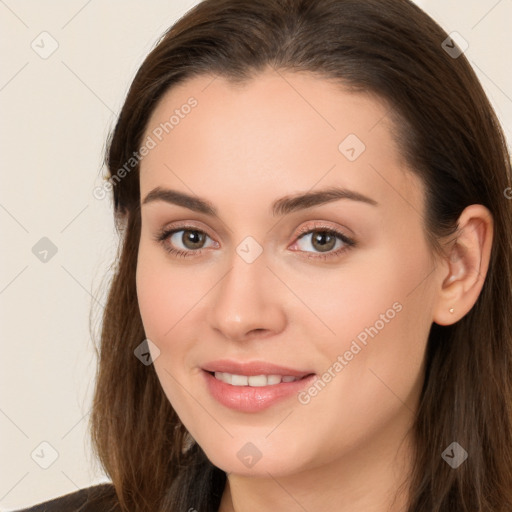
[432,204,493,326]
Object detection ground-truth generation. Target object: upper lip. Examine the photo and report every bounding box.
[202,359,315,377]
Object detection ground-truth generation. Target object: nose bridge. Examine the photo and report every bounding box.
[208,240,286,340]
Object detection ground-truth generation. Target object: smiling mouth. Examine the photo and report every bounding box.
[205,370,314,387]
[202,369,317,412]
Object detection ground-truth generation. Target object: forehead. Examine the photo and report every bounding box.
[139,69,423,218]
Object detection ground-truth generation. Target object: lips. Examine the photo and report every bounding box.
[201,359,317,412]
[201,359,314,378]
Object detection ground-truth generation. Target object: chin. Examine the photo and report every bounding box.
[199,438,312,478]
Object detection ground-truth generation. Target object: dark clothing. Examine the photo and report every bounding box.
[12,483,119,512]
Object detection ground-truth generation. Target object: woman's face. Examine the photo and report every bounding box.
[136,69,443,477]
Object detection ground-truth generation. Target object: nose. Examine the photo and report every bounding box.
[207,248,287,342]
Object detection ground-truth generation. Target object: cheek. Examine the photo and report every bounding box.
[302,237,434,389]
[136,243,188,341]
[315,241,433,406]
[292,242,431,349]
[135,234,213,328]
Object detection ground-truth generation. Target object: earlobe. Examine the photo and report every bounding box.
[432,204,493,326]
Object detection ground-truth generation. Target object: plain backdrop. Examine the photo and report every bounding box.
[1,0,511,509]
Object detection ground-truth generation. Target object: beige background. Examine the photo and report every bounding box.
[1,0,511,509]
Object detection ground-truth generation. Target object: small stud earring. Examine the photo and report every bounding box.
[449,307,454,314]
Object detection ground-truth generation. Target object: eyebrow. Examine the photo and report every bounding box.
[142,186,378,217]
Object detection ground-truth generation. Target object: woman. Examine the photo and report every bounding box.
[16,0,512,510]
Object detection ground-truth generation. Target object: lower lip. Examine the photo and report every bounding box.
[202,370,317,412]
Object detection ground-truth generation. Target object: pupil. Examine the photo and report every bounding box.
[313,231,335,252]
[184,230,204,249]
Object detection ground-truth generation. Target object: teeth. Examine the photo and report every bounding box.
[213,372,301,386]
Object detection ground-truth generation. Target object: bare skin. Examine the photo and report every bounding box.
[135,69,493,512]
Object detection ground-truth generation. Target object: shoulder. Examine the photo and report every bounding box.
[11,483,119,512]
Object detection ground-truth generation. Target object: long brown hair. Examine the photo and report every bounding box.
[89,1,512,510]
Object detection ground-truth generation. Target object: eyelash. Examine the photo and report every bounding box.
[154,223,356,261]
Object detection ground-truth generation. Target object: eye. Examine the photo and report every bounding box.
[154,222,356,261]
[290,223,356,261]
[155,226,217,258]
